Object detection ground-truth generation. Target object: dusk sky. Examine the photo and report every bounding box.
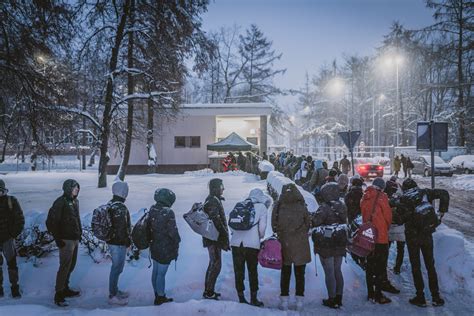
[202,0,436,107]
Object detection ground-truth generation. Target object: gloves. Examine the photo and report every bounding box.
[55,239,66,248]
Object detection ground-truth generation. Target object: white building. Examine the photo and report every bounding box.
[108,103,272,173]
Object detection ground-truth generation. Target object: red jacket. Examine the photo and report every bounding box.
[360,186,392,244]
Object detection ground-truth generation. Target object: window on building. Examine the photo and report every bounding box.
[175,136,186,148]
[247,137,258,145]
[45,131,54,144]
[190,136,201,148]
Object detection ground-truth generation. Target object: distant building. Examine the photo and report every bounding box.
[108,103,272,173]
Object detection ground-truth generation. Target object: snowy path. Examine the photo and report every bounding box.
[0,171,473,315]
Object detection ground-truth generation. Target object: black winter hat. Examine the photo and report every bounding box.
[372,177,386,190]
[154,188,176,207]
[329,169,337,177]
[402,178,418,192]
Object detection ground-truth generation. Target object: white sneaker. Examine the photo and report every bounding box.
[117,290,129,299]
[279,296,289,311]
[296,296,304,311]
[108,295,128,306]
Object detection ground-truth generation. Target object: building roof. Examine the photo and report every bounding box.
[181,102,272,116]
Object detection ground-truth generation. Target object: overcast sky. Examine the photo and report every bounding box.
[201,0,435,107]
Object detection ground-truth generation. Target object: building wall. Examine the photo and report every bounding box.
[216,116,260,145]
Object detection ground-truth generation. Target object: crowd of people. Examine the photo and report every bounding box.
[0,165,449,310]
[222,152,260,174]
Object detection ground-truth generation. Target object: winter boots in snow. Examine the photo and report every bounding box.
[63,287,80,298]
[237,291,248,304]
[322,297,339,309]
[54,291,68,307]
[382,282,400,294]
[295,296,304,311]
[203,291,221,300]
[250,291,263,307]
[409,295,427,307]
[11,285,21,298]
[154,294,173,305]
[432,295,445,307]
[335,294,343,306]
[108,295,128,306]
[375,293,392,304]
[279,296,289,311]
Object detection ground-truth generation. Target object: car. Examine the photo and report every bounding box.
[353,158,384,179]
[450,155,474,174]
[412,155,454,177]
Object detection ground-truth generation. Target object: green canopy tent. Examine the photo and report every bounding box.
[206,132,258,152]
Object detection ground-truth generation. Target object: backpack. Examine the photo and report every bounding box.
[131,210,150,250]
[228,199,256,231]
[183,202,219,241]
[348,191,380,257]
[312,223,348,251]
[413,195,439,234]
[91,202,120,242]
[258,236,282,270]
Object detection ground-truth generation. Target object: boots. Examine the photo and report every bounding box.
[335,294,343,306]
[322,297,339,309]
[279,296,289,311]
[203,291,220,300]
[237,291,248,304]
[409,295,427,307]
[375,293,392,304]
[11,285,21,299]
[0,287,4,298]
[381,282,400,294]
[63,287,80,298]
[54,290,68,307]
[154,294,173,306]
[432,294,445,307]
[250,291,263,307]
[296,296,304,311]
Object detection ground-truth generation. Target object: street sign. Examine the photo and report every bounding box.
[416,122,448,152]
[338,131,361,150]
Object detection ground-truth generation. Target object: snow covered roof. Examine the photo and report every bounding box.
[181,103,272,116]
[207,132,259,152]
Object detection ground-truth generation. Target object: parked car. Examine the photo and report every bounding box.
[353,157,384,179]
[412,155,454,177]
[450,155,474,174]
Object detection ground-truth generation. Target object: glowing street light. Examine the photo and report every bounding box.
[382,54,404,146]
[327,77,344,96]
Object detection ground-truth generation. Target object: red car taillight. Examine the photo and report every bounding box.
[377,166,384,171]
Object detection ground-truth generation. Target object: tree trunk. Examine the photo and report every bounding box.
[456,2,465,146]
[146,97,155,173]
[98,0,130,188]
[117,0,135,181]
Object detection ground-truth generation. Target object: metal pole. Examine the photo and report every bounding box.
[396,63,400,146]
[349,130,355,176]
[430,120,435,189]
[372,96,376,147]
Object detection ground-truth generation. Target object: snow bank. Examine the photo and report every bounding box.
[266,171,318,213]
[183,168,214,176]
[451,175,474,191]
[433,224,474,295]
[258,160,275,172]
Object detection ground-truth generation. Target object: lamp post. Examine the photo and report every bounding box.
[383,55,403,146]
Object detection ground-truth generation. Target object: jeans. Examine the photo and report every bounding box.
[0,239,19,288]
[152,260,170,296]
[232,245,259,293]
[109,245,127,297]
[280,264,306,297]
[55,240,79,292]
[320,256,344,298]
[406,235,439,297]
[366,243,389,297]
[205,245,222,293]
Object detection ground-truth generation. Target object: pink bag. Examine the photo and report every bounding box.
[258,236,283,270]
[349,222,378,257]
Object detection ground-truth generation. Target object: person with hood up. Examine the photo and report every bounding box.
[148,188,181,305]
[202,178,230,300]
[312,182,348,309]
[360,178,392,304]
[272,183,311,311]
[396,178,448,307]
[46,179,82,307]
[0,179,24,299]
[230,188,271,307]
[107,181,132,306]
[309,160,329,193]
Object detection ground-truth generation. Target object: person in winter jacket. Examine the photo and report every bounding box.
[46,179,82,306]
[360,178,392,304]
[340,155,351,175]
[331,162,342,176]
[344,175,364,223]
[312,183,348,309]
[385,179,405,275]
[230,188,271,307]
[309,160,329,192]
[203,178,230,300]
[325,169,338,184]
[272,183,311,311]
[107,181,131,306]
[337,174,349,198]
[237,152,246,171]
[401,154,408,178]
[393,156,401,177]
[0,179,24,298]
[395,178,448,307]
[406,157,414,179]
[148,188,181,305]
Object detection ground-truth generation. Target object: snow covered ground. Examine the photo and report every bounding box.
[0,171,474,315]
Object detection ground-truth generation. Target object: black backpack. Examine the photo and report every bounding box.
[414,197,439,234]
[312,202,348,251]
[228,199,256,231]
[131,209,150,250]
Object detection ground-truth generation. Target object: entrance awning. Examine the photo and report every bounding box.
[207,132,258,152]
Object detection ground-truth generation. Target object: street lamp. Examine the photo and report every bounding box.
[382,55,403,146]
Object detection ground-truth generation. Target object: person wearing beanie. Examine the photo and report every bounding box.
[395,178,449,307]
[203,178,229,300]
[106,181,131,306]
[325,169,338,184]
[0,179,25,299]
[148,188,180,306]
[360,178,393,304]
[46,179,82,306]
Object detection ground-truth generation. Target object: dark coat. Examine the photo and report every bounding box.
[149,204,181,264]
[0,195,25,243]
[344,185,364,223]
[272,183,311,266]
[397,188,449,240]
[312,183,348,258]
[107,196,131,246]
[202,195,230,250]
[310,168,329,191]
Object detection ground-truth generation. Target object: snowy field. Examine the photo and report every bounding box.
[0,171,474,315]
